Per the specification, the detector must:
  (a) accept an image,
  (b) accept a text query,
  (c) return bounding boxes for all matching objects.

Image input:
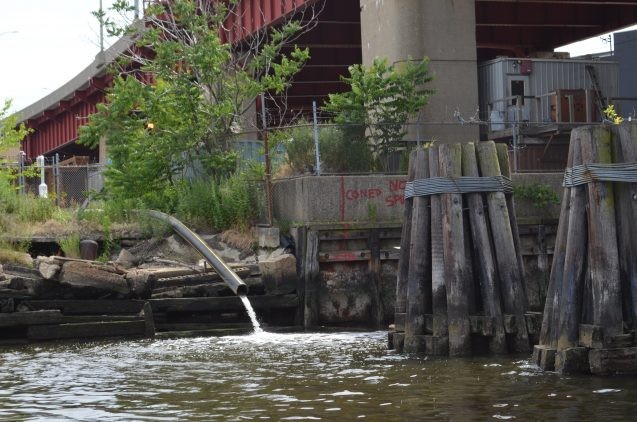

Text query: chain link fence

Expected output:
[12,155,105,208]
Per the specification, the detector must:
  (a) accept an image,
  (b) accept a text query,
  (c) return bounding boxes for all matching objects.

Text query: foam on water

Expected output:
[240,294,263,334]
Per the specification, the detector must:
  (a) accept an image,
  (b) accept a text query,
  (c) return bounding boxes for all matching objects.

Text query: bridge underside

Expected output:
[476,0,637,59]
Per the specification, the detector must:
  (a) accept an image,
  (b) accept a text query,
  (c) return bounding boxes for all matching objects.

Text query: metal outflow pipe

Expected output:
[144,210,248,296]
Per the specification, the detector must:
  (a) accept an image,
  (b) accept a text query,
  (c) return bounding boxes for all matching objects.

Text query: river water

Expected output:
[1,331,635,421]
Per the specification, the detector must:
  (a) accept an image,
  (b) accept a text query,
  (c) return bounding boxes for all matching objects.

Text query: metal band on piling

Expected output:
[563,162,637,187]
[404,175,514,199]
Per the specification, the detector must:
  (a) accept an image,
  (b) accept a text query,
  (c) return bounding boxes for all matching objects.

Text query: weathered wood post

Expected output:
[303,230,320,329]
[462,142,507,354]
[428,146,449,355]
[580,126,623,343]
[394,150,418,342]
[404,149,431,353]
[556,137,587,352]
[476,141,530,353]
[496,143,525,281]
[439,143,472,356]
[611,124,637,326]
[536,135,575,367]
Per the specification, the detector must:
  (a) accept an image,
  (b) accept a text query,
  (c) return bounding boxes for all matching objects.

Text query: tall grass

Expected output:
[175,173,258,232]
[59,234,81,259]
[0,176,56,232]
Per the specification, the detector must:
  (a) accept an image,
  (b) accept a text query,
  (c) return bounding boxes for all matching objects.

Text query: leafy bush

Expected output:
[514,183,560,208]
[271,121,316,173]
[323,57,433,157]
[319,125,373,173]
[272,122,374,174]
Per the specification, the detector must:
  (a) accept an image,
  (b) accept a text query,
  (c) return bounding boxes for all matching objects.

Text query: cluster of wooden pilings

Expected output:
[390,141,539,356]
[533,123,637,375]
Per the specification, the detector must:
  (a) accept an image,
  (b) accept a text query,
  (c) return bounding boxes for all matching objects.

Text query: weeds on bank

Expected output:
[58,234,81,259]
[0,241,33,267]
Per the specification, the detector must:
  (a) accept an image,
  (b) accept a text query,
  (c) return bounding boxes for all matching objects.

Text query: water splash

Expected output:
[240,295,263,334]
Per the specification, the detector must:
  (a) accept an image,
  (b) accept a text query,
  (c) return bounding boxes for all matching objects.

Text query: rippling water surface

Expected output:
[1,331,636,421]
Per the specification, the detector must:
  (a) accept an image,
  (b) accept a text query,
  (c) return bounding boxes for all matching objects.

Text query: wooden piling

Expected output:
[397,140,533,357]
[556,136,587,352]
[535,123,637,374]
[303,230,320,329]
[462,143,507,354]
[395,151,418,323]
[428,146,449,354]
[580,126,623,343]
[611,124,637,326]
[404,149,431,353]
[496,143,525,282]
[476,141,529,353]
[439,143,472,356]
[369,228,385,329]
[538,134,576,350]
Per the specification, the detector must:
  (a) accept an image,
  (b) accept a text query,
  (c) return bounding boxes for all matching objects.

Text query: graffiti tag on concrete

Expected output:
[344,179,407,208]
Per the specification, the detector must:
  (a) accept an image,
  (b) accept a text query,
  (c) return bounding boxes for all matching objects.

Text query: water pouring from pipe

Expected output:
[240,295,263,334]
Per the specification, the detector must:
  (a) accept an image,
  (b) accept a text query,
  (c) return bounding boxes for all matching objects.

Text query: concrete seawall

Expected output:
[273,173,563,224]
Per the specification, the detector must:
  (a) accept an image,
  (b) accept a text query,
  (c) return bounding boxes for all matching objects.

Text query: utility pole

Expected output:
[99,0,104,54]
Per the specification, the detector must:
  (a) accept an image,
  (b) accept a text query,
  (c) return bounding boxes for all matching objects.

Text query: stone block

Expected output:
[257,226,280,248]
[556,347,590,374]
[404,334,427,354]
[38,261,61,280]
[589,347,637,375]
[259,254,297,295]
[115,248,136,269]
[532,345,556,371]
[166,235,191,257]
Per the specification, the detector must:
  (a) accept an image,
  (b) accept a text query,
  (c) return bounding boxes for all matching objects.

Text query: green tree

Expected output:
[79,0,312,208]
[0,99,30,159]
[323,57,434,159]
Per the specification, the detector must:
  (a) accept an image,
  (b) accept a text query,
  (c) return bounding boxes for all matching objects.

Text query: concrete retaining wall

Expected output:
[273,173,563,224]
[273,175,408,224]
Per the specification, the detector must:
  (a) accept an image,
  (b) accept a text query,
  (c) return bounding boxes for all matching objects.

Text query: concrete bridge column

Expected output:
[360,0,479,142]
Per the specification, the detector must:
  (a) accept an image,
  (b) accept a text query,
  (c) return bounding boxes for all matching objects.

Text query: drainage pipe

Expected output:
[144,210,248,296]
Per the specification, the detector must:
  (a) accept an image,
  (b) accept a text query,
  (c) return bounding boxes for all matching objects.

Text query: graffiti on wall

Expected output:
[344,179,406,208]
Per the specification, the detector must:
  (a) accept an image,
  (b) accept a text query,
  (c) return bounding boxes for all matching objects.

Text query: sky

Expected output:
[0,0,127,113]
[0,2,636,114]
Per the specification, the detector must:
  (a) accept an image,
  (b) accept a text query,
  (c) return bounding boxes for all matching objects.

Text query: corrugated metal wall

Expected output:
[479,57,618,121]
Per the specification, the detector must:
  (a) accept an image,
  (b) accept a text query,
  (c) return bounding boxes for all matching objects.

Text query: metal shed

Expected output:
[478,57,618,136]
